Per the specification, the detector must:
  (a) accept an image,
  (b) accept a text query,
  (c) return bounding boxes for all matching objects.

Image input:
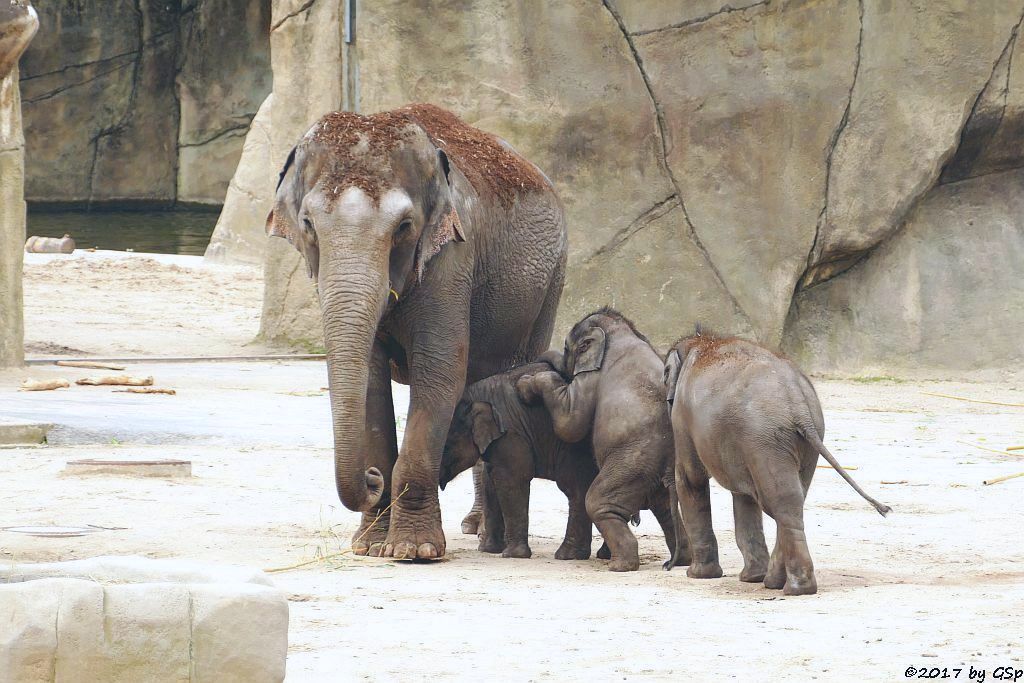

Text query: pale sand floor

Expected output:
[4,251,1022,681]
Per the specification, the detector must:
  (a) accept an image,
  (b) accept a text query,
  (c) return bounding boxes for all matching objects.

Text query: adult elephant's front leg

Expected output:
[353,341,400,556]
[382,329,468,560]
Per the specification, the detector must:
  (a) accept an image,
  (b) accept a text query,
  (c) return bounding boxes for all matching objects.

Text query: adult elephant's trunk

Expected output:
[320,261,388,513]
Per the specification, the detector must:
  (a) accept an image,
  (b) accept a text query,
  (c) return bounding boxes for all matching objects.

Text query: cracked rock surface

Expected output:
[19,0,270,206]
[250,0,1024,374]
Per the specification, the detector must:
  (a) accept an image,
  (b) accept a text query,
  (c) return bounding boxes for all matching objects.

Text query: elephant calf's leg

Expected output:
[762,482,816,596]
[675,473,722,579]
[555,480,593,560]
[478,467,506,554]
[732,493,770,582]
[649,486,691,569]
[764,535,786,589]
[461,462,486,535]
[586,478,640,572]
[494,473,532,559]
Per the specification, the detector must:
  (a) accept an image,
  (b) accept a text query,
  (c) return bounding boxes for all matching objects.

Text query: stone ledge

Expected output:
[0,420,51,445]
[0,557,288,682]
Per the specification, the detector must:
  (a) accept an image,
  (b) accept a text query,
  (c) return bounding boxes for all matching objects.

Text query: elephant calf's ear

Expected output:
[664,349,682,404]
[573,327,606,376]
[470,402,506,456]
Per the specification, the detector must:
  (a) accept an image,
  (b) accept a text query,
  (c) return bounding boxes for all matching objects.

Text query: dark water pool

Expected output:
[26,208,219,256]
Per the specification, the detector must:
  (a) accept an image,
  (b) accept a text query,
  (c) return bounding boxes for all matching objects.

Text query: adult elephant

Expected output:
[266,104,567,560]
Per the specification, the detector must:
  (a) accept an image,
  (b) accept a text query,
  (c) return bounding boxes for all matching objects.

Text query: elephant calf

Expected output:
[664,329,891,595]
[440,360,605,560]
[516,308,688,572]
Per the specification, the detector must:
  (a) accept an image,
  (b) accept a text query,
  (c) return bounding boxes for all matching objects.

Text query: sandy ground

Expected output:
[23,251,266,357]
[4,253,1024,681]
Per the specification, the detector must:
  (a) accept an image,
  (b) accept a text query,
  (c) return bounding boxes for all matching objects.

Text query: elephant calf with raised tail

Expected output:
[663,329,891,596]
[515,308,689,572]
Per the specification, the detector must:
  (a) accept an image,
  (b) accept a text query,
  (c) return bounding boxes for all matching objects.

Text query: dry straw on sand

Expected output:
[265,485,409,574]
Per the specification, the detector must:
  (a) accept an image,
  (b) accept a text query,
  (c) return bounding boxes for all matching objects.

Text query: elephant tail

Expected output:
[800,427,892,517]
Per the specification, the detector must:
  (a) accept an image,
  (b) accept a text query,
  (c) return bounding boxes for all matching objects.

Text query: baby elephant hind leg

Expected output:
[732,493,770,582]
[761,476,816,596]
[586,474,640,572]
[554,478,594,560]
[649,486,691,570]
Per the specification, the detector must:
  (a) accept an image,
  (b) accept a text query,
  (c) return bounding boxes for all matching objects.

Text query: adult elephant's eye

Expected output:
[302,217,314,233]
[394,218,413,241]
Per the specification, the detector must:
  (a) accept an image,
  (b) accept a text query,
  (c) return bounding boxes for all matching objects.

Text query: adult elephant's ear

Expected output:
[664,349,682,404]
[573,327,606,376]
[416,148,466,280]
[470,402,505,456]
[266,145,320,281]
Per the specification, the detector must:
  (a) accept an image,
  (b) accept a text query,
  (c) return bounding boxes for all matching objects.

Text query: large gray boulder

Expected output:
[256,0,1024,375]
[205,93,274,264]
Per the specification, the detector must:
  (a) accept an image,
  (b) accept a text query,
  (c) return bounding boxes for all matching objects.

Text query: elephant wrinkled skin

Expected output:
[440,359,614,561]
[664,331,891,595]
[267,104,566,560]
[516,309,687,572]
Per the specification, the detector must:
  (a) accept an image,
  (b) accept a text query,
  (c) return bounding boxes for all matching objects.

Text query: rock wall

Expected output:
[254,0,1024,375]
[0,0,37,368]
[205,94,273,264]
[18,0,271,206]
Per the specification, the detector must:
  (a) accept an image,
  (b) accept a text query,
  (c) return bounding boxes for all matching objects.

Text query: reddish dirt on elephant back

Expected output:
[307,103,549,205]
[676,332,785,370]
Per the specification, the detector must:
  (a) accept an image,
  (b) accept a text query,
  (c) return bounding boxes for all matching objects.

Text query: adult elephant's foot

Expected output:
[502,542,532,559]
[686,561,723,579]
[381,504,446,560]
[351,508,391,556]
[461,509,482,535]
[554,542,591,560]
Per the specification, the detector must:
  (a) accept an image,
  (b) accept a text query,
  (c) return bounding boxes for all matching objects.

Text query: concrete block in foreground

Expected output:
[0,556,288,682]
[0,420,51,444]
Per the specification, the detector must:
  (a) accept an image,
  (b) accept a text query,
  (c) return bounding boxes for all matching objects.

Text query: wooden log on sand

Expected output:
[112,388,176,395]
[76,375,154,387]
[19,378,70,391]
[55,360,126,371]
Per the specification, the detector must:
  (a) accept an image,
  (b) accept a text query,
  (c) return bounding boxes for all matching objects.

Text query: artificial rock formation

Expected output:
[18,0,271,206]
[0,556,288,682]
[0,0,37,367]
[253,0,1024,375]
[205,94,274,264]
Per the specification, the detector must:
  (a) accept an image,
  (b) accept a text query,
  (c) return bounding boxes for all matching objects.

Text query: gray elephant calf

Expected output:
[440,360,606,560]
[664,329,891,595]
[516,308,688,572]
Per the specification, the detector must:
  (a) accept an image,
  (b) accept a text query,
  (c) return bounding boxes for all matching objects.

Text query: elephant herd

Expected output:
[267,104,890,596]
